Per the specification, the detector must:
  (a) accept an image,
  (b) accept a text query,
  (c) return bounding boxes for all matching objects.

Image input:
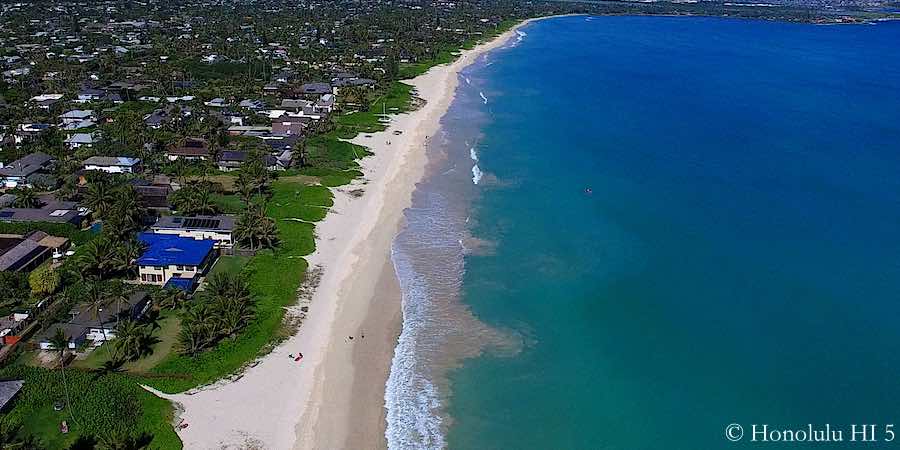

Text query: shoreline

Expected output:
[155,16,541,450]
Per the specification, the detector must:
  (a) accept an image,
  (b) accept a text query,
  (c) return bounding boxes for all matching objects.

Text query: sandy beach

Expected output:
[152,19,534,450]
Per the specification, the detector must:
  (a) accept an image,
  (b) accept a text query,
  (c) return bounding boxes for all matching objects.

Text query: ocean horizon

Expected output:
[386,15,900,449]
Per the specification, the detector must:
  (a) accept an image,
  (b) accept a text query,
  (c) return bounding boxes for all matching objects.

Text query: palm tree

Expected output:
[87,282,114,359]
[113,320,155,362]
[233,206,279,250]
[234,173,255,205]
[73,238,118,280]
[82,179,117,219]
[170,182,219,216]
[158,287,187,310]
[47,328,74,423]
[10,187,40,208]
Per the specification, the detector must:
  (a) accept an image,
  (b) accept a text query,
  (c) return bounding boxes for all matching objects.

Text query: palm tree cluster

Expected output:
[234,205,279,251]
[9,187,41,209]
[70,237,144,281]
[178,273,254,355]
[169,180,220,216]
[111,320,159,363]
[82,176,146,234]
[234,151,272,204]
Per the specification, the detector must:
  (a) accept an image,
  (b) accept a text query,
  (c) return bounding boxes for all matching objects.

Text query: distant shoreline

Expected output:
[295,16,547,450]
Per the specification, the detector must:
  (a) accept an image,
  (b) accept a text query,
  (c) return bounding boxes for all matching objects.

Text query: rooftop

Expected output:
[153,215,235,232]
[137,232,215,267]
[83,156,141,167]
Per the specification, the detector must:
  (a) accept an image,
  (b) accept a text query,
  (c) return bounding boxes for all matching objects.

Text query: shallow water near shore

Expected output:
[387,15,900,450]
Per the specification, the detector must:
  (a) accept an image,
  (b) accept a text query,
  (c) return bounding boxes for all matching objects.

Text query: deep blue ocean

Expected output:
[428,15,900,450]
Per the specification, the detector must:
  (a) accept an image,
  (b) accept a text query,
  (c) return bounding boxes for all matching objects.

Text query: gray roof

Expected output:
[280,99,312,109]
[300,82,331,94]
[0,238,47,271]
[65,133,96,144]
[153,215,235,232]
[0,380,24,411]
[0,201,84,225]
[83,156,141,167]
[0,153,52,178]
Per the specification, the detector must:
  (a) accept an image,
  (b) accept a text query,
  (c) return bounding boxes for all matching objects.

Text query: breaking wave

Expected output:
[472,165,483,185]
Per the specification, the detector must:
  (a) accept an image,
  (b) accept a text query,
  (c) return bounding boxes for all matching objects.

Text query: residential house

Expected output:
[30,94,64,110]
[272,118,306,136]
[0,153,54,189]
[0,231,69,272]
[82,156,141,174]
[227,125,272,136]
[130,178,173,210]
[315,94,335,114]
[144,109,167,129]
[14,123,52,147]
[280,98,314,113]
[37,291,151,349]
[204,98,227,108]
[75,88,105,103]
[299,82,333,96]
[0,201,88,226]
[166,138,211,161]
[151,215,235,249]
[331,72,376,91]
[36,323,86,350]
[59,109,95,126]
[64,132,97,149]
[136,233,216,291]
[239,99,266,110]
[0,380,23,413]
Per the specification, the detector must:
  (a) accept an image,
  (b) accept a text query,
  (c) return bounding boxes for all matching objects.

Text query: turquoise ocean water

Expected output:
[386,16,900,449]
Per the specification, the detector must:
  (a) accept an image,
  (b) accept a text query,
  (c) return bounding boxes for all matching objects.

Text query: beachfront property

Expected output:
[136,232,217,291]
[36,291,151,349]
[150,215,235,249]
[82,156,142,174]
[0,153,54,189]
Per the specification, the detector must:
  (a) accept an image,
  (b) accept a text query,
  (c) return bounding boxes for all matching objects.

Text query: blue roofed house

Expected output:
[137,233,216,291]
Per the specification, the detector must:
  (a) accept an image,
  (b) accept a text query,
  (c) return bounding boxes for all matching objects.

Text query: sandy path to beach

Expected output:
[151,20,532,450]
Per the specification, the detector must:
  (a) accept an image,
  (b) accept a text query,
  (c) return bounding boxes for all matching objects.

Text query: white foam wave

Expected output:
[472,164,483,185]
[464,76,471,85]
[479,92,488,104]
[469,147,478,162]
[385,248,447,450]
[515,30,527,43]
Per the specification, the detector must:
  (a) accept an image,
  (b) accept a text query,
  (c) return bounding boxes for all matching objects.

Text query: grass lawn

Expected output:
[209,255,250,278]
[143,181,332,393]
[211,193,244,214]
[69,311,181,374]
[0,365,181,449]
[127,312,181,374]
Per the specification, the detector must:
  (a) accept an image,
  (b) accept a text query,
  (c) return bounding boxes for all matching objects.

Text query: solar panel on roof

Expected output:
[182,218,220,229]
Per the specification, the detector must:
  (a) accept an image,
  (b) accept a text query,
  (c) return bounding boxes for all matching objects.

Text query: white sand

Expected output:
[150,19,535,450]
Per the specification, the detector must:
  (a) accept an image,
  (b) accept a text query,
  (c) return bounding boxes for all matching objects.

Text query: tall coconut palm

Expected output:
[47,328,75,424]
[87,282,114,359]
